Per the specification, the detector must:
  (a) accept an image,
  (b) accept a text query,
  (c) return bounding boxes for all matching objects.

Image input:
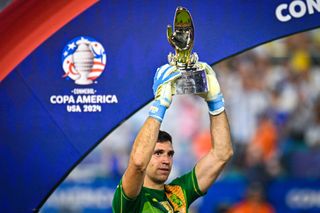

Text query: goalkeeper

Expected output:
[112,62,233,213]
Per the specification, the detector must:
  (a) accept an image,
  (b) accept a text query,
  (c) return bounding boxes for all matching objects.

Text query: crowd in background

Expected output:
[53,29,320,212]
[219,29,320,183]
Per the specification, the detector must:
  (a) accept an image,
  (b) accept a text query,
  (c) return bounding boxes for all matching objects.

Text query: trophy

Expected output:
[167,7,208,95]
[73,41,94,85]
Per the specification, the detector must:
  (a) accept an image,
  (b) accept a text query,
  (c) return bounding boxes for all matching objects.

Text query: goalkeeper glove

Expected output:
[149,64,181,122]
[198,62,225,115]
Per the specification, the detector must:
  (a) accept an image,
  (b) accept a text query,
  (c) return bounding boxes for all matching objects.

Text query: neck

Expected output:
[143,177,165,190]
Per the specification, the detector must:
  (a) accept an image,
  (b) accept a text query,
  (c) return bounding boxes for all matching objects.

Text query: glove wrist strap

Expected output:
[149,100,167,122]
[207,93,225,115]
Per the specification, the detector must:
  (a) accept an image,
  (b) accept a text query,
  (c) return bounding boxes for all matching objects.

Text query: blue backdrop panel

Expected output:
[1,0,320,212]
[268,179,320,213]
[0,71,80,212]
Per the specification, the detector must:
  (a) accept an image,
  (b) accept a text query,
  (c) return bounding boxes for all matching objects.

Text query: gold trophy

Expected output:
[167,6,208,94]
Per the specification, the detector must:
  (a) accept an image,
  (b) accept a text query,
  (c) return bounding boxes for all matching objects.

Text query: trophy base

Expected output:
[176,69,208,95]
[75,77,93,85]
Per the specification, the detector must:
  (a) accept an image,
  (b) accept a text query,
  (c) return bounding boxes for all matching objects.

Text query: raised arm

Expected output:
[195,63,233,193]
[122,117,160,198]
[122,64,181,198]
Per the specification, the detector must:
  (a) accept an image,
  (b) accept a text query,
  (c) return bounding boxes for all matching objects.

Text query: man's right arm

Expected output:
[122,117,160,198]
[119,64,181,199]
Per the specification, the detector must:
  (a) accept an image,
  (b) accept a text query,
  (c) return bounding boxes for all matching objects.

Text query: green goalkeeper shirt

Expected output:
[112,167,204,213]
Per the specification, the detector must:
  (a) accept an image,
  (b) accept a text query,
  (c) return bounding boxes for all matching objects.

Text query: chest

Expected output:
[140,186,187,213]
[141,194,175,213]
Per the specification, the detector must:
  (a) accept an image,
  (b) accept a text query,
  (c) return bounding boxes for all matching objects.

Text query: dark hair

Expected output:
[157,130,172,144]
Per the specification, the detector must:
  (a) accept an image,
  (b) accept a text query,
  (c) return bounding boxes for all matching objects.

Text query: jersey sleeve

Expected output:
[112,179,141,213]
[170,167,206,207]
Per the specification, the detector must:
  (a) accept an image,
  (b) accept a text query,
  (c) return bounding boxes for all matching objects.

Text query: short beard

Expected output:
[150,174,168,185]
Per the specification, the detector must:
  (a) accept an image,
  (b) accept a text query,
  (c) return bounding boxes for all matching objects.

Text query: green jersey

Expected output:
[112,167,204,213]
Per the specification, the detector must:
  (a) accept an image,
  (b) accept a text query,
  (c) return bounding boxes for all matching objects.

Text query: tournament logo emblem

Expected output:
[62,36,106,85]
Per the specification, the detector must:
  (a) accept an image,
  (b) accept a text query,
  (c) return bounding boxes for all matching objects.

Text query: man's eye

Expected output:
[155,152,161,156]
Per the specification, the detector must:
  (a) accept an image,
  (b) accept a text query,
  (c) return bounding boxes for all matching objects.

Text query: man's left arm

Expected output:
[195,111,233,193]
[195,63,234,193]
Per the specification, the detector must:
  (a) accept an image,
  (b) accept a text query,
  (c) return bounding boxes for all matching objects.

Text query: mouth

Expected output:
[158,168,170,173]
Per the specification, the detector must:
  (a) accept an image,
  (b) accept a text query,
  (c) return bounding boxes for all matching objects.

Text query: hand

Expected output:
[149,64,181,122]
[167,25,192,51]
[198,62,225,115]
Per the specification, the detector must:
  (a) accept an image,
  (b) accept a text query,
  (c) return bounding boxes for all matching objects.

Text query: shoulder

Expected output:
[112,180,143,212]
[169,170,192,185]
[173,168,205,196]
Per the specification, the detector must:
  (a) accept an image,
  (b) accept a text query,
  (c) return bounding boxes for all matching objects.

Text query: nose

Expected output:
[161,155,171,165]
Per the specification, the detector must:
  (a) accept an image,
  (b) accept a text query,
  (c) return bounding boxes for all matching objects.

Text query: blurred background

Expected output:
[40,28,320,213]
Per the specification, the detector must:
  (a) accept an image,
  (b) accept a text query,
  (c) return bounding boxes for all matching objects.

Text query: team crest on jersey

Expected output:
[62,36,107,85]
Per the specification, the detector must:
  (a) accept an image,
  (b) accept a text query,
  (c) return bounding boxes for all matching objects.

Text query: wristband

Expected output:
[148,100,167,122]
[207,93,225,115]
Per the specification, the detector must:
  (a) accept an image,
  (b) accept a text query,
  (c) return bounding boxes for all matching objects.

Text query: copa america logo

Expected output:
[62,36,107,85]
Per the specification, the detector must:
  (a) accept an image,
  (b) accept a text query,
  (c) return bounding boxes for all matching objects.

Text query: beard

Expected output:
[148,168,171,184]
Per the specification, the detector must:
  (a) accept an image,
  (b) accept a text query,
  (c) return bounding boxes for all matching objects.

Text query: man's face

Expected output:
[145,141,174,184]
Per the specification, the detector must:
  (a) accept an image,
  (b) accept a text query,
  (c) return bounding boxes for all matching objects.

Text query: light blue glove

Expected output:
[198,62,225,115]
[149,64,181,122]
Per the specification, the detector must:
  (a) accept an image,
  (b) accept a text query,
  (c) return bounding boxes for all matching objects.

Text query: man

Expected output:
[112,62,233,212]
